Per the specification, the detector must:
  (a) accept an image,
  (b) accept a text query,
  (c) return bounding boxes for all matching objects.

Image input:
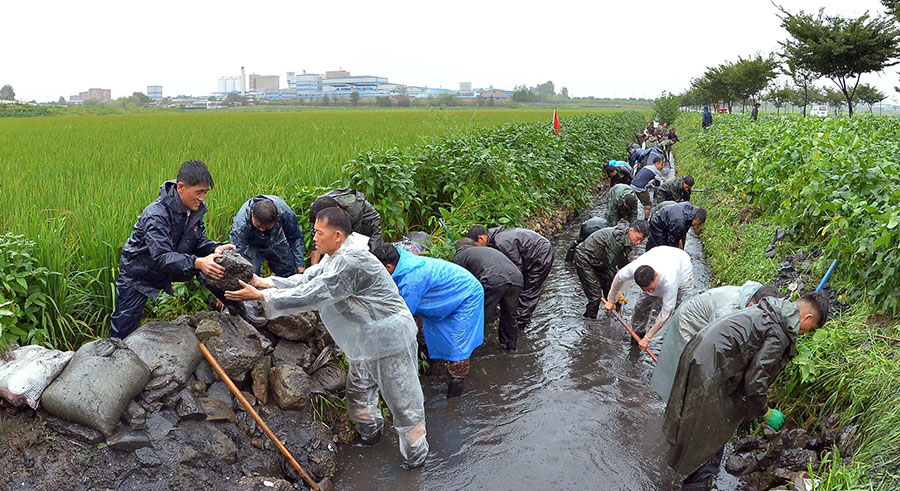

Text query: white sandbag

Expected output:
[0,345,74,409]
[41,339,150,437]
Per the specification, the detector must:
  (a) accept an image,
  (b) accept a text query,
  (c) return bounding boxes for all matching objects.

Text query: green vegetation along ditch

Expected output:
[0,110,643,351]
[676,111,900,489]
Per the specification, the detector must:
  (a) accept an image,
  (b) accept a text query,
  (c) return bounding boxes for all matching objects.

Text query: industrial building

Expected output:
[147,85,163,101]
[69,88,111,103]
[248,74,279,92]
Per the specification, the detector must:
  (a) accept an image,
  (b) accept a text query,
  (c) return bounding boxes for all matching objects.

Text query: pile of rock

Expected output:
[725,414,858,491]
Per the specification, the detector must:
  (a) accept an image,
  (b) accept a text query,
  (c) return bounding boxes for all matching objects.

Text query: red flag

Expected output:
[552,108,561,135]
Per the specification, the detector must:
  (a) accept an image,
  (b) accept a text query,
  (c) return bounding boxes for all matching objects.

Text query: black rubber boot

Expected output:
[356,429,382,447]
[447,378,465,398]
[583,301,600,319]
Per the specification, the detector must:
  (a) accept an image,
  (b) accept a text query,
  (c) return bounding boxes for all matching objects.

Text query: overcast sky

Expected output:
[4,0,898,103]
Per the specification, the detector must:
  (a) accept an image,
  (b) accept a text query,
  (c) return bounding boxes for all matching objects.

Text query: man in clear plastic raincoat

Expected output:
[373,244,485,398]
[225,207,427,469]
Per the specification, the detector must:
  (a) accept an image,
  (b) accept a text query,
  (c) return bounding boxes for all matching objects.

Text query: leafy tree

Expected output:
[0,85,14,100]
[779,6,900,117]
[764,83,794,114]
[784,59,818,116]
[58,96,65,104]
[321,94,330,105]
[883,0,900,21]
[350,91,360,106]
[512,85,537,102]
[395,95,411,107]
[653,91,681,125]
[488,95,495,107]
[855,83,887,112]
[534,80,555,97]
[375,96,392,107]
[731,53,779,111]
[823,86,847,114]
[131,92,151,104]
[561,87,569,98]
[223,93,247,106]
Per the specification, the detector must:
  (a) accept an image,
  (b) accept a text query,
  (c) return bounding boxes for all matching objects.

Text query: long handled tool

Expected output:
[199,343,327,491]
[815,259,838,292]
[604,296,658,363]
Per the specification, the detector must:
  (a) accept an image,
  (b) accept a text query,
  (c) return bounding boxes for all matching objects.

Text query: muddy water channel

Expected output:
[336,159,742,490]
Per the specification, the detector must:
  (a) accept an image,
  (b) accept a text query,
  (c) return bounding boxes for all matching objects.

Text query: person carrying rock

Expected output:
[655,175,694,205]
[110,160,236,339]
[373,245,484,397]
[647,201,706,250]
[224,207,428,469]
[466,225,554,331]
[649,282,780,401]
[631,157,666,219]
[664,292,830,491]
[606,183,639,226]
[308,187,383,265]
[602,246,693,350]
[606,160,633,187]
[575,220,650,319]
[230,195,306,277]
[564,216,608,263]
[454,238,523,351]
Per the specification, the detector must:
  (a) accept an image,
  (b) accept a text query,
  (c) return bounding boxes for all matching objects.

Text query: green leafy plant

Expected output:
[0,234,52,351]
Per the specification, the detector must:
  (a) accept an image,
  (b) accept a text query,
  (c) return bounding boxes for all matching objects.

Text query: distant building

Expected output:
[148,85,163,101]
[249,74,279,92]
[479,89,511,99]
[287,71,323,97]
[69,88,111,103]
[325,70,350,79]
[459,82,473,96]
[217,76,245,94]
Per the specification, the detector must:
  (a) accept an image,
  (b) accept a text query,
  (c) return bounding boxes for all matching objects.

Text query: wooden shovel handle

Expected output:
[199,343,320,491]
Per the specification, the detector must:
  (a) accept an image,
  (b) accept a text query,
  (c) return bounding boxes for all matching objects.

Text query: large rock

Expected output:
[204,250,254,293]
[191,312,270,379]
[725,452,758,475]
[776,448,819,472]
[269,365,312,410]
[265,312,321,342]
[178,420,238,467]
[272,341,314,371]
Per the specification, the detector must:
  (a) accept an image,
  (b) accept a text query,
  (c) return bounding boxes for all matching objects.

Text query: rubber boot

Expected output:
[447,378,465,398]
[564,242,577,263]
[355,429,382,447]
[583,301,600,319]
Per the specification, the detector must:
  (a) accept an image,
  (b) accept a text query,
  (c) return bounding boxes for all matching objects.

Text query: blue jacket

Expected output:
[608,160,633,173]
[118,181,220,297]
[230,195,305,266]
[391,247,484,362]
[629,148,648,167]
[631,165,663,193]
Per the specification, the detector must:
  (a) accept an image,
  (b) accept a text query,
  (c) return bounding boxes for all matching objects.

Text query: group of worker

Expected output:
[110,140,830,483]
[109,160,557,469]
[567,142,830,490]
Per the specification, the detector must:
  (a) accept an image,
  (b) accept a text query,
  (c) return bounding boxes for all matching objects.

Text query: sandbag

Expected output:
[41,339,150,437]
[310,364,347,395]
[124,321,202,384]
[0,345,74,409]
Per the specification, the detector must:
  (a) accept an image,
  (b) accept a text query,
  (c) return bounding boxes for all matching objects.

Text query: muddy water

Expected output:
[334,157,740,491]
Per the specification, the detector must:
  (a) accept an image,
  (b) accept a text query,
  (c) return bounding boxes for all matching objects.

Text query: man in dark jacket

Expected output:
[466,225,554,331]
[664,293,830,490]
[454,238,524,350]
[606,160,633,187]
[575,220,649,318]
[655,175,694,205]
[606,183,639,226]
[751,102,760,121]
[230,195,305,277]
[627,146,649,169]
[565,217,608,263]
[110,160,233,339]
[309,188,383,264]
[648,201,706,250]
[702,106,713,129]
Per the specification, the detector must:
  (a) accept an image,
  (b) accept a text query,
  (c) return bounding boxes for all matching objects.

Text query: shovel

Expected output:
[604,296,658,362]
[199,343,335,491]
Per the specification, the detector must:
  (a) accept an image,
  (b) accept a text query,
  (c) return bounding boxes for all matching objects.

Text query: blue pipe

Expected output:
[815,259,838,292]
[438,218,453,240]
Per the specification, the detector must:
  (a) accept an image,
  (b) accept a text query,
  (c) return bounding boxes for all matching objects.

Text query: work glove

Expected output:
[763,408,785,431]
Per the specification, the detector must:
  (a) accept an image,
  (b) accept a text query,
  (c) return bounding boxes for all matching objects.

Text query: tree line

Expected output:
[680,1,900,117]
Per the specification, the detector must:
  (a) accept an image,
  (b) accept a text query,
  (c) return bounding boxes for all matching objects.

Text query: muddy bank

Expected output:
[0,312,343,491]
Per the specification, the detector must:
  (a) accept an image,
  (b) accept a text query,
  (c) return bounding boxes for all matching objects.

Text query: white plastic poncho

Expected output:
[650,281,762,401]
[260,233,417,362]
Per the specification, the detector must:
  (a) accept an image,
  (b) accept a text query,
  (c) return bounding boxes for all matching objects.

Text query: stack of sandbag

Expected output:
[0,344,74,409]
[41,338,150,437]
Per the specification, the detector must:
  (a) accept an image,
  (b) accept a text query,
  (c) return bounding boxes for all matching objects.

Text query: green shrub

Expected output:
[0,234,52,351]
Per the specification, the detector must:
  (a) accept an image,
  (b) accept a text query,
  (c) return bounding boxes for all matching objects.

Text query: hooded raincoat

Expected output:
[650,281,763,401]
[486,227,554,329]
[230,195,305,276]
[391,247,484,362]
[663,297,801,479]
[565,217,608,263]
[606,184,638,225]
[311,188,383,250]
[575,224,634,306]
[649,201,701,249]
[702,106,713,128]
[259,233,427,467]
[607,160,634,186]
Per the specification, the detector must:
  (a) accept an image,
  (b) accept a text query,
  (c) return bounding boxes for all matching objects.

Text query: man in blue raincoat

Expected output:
[374,245,485,398]
[230,195,305,277]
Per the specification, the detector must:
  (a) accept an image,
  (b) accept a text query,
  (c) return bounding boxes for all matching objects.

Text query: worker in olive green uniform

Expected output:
[606,183,639,226]
[655,175,695,205]
[575,220,650,319]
